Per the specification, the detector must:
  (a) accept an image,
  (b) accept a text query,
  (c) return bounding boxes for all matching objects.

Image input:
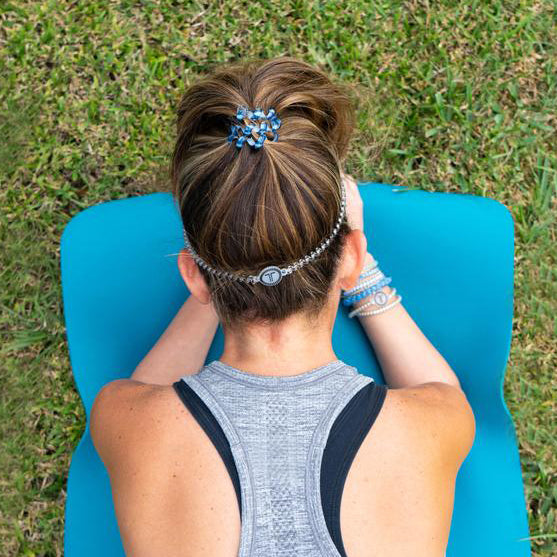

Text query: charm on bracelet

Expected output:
[348,287,398,318]
[373,290,388,306]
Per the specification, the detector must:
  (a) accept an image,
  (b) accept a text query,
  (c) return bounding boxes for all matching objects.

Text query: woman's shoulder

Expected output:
[380,382,476,468]
[90,379,190,472]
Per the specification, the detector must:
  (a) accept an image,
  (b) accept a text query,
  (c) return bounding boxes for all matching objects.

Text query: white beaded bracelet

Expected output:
[357,294,403,317]
[360,260,379,274]
[358,268,383,282]
[348,287,397,318]
[343,257,402,318]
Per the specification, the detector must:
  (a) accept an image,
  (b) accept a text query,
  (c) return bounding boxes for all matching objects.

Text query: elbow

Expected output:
[461,390,476,454]
[444,382,477,457]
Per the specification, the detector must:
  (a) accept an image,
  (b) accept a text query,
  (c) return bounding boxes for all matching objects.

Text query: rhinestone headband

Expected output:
[227,105,281,149]
[183,186,347,287]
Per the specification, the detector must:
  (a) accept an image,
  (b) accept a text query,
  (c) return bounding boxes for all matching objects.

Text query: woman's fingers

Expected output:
[341,171,364,232]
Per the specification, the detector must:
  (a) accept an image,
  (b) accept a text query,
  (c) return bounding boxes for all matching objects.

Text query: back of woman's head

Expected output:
[170,56,356,330]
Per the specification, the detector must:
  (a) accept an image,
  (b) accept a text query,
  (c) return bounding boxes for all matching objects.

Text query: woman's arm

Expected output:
[353,251,462,389]
[341,172,463,390]
[129,295,219,385]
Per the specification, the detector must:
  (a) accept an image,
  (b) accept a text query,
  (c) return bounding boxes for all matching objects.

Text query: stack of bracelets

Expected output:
[341,258,403,318]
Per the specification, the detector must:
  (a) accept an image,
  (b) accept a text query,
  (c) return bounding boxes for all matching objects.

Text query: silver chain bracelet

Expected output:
[342,271,386,297]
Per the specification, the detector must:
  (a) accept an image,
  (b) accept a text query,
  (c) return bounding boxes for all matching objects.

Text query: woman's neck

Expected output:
[219,314,337,377]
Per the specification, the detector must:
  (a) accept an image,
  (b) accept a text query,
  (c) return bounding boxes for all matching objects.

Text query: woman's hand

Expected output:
[341,171,364,232]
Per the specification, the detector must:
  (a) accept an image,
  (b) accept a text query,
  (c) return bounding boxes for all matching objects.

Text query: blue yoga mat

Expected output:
[60,182,531,556]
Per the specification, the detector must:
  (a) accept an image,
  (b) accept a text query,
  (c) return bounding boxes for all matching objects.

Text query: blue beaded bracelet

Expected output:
[342,276,392,306]
[343,277,392,306]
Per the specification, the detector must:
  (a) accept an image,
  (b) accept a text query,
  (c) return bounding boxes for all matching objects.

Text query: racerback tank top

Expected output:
[172,358,388,556]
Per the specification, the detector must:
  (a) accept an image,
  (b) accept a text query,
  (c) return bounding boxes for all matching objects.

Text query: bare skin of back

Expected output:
[93,377,470,557]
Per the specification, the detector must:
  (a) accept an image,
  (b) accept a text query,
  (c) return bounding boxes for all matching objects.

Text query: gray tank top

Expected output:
[174,358,387,556]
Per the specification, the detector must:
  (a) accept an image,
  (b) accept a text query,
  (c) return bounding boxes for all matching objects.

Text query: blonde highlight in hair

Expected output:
[170,56,356,329]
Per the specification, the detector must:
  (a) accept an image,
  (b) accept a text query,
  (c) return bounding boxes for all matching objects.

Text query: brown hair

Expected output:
[170,56,356,330]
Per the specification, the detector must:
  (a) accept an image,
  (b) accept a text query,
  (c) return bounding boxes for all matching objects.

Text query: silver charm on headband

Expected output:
[258,266,283,286]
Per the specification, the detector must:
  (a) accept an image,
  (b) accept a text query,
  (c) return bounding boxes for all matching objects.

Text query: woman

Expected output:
[91,56,475,557]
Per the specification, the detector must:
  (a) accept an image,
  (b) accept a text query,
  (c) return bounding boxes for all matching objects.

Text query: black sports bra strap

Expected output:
[321,381,388,557]
[172,379,243,516]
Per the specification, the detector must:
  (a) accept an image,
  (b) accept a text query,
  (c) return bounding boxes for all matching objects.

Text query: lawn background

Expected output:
[0,1,555,555]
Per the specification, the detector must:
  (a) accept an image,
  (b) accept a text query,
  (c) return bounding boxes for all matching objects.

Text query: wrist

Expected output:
[342,252,382,306]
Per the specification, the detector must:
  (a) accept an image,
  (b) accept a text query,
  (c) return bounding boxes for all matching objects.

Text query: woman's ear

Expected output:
[337,229,368,291]
[177,249,212,305]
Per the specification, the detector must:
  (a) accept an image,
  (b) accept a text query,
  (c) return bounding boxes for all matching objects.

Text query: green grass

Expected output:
[1,0,555,555]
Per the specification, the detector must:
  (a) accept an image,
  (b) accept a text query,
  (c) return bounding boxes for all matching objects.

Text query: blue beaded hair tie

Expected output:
[227,105,281,150]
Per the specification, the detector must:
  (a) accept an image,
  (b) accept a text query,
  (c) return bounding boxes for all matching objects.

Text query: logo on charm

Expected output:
[259,266,282,286]
[373,291,388,306]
